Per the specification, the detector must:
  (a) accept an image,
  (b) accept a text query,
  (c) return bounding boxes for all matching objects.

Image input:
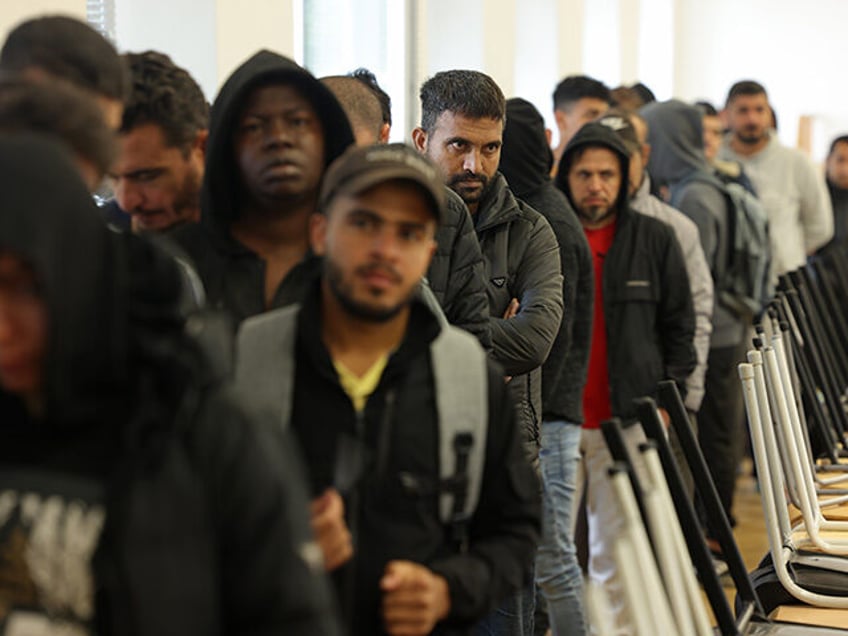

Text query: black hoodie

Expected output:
[174,50,355,324]
[500,97,593,425]
[555,123,696,421]
[0,133,339,635]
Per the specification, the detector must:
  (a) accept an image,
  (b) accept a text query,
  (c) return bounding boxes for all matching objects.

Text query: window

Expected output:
[299,0,412,142]
[86,0,116,43]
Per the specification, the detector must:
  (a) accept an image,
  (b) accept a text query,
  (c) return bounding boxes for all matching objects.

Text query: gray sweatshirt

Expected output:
[632,175,714,412]
[719,130,833,275]
[641,99,746,349]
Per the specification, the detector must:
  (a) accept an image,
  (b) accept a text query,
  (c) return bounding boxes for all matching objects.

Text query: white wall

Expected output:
[2,0,847,162]
[673,0,848,162]
[0,0,86,46]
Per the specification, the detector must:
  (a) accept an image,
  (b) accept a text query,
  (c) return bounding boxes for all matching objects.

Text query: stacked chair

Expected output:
[736,246,848,625]
[587,242,848,633]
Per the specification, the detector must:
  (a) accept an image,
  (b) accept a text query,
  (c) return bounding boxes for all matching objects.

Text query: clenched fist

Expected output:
[380,560,451,635]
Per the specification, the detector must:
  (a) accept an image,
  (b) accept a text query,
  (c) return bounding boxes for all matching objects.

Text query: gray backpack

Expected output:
[235,303,488,527]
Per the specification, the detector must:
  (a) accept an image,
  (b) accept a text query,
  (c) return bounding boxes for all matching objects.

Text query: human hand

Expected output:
[503,298,520,319]
[380,560,451,635]
[310,488,352,571]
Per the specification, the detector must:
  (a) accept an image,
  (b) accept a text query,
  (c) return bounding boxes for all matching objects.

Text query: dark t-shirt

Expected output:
[0,468,105,635]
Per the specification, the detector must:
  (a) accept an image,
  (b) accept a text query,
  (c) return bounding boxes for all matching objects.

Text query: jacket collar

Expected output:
[474,172,523,232]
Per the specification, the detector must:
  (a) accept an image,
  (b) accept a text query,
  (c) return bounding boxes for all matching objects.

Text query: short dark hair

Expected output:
[321,75,383,141]
[0,15,128,101]
[552,75,610,112]
[419,70,505,133]
[0,77,116,178]
[350,68,391,127]
[829,135,848,156]
[121,51,209,151]
[695,100,719,117]
[725,80,767,107]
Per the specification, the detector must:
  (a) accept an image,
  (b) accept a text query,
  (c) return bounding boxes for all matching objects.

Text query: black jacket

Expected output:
[173,50,354,324]
[473,172,563,449]
[557,123,696,421]
[429,188,492,350]
[500,97,593,425]
[290,282,540,636]
[0,134,339,636]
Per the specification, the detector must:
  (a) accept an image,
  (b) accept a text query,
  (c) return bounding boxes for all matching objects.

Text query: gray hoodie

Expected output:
[641,99,745,348]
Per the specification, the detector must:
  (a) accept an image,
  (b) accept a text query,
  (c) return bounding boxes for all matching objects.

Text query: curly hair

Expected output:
[121,51,209,153]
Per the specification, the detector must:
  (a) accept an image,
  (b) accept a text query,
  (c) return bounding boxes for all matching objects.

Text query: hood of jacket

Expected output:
[554,121,631,219]
[0,134,188,430]
[499,98,553,199]
[640,99,711,186]
[201,50,355,234]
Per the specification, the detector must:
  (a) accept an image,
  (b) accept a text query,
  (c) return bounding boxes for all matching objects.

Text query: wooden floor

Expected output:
[712,461,848,630]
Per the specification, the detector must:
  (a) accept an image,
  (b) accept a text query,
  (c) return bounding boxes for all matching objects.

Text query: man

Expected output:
[694,100,755,193]
[0,77,116,191]
[0,15,128,129]
[499,97,593,635]
[108,51,209,233]
[825,135,848,247]
[173,49,355,324]
[321,74,384,146]
[641,99,749,541]
[350,67,392,143]
[551,75,611,174]
[235,143,540,635]
[600,109,713,423]
[719,80,832,275]
[554,122,695,632]
[0,132,339,635]
[414,70,563,635]
[323,71,491,350]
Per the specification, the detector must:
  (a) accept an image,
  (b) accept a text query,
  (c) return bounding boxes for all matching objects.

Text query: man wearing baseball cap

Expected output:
[235,143,540,636]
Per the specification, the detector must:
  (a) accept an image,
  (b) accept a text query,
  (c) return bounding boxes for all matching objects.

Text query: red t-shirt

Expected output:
[582,221,617,429]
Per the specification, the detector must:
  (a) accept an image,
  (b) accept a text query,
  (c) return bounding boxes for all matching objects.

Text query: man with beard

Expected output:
[413,70,562,636]
[235,143,540,636]
[555,122,695,634]
[322,72,492,350]
[718,80,832,275]
[107,51,209,233]
[173,50,355,324]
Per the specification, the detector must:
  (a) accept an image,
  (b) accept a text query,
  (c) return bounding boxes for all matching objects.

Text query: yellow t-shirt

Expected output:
[333,354,389,412]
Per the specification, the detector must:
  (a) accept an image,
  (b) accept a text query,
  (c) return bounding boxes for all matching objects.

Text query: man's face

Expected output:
[567,146,622,228]
[412,111,503,212]
[234,83,325,207]
[311,180,437,322]
[556,97,609,147]
[112,123,204,233]
[0,253,47,397]
[702,114,723,161]
[726,93,771,145]
[827,141,848,189]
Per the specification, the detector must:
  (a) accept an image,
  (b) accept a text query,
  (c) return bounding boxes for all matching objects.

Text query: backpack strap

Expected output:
[234,304,300,429]
[236,304,489,529]
[431,326,488,525]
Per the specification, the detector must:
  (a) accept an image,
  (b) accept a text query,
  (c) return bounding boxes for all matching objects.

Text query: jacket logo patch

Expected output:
[626,280,650,288]
[491,277,506,288]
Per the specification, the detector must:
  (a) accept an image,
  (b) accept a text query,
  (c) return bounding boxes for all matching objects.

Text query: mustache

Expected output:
[448,172,488,187]
[356,263,402,283]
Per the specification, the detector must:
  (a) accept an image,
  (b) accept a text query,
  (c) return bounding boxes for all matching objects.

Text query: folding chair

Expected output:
[649,381,848,633]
